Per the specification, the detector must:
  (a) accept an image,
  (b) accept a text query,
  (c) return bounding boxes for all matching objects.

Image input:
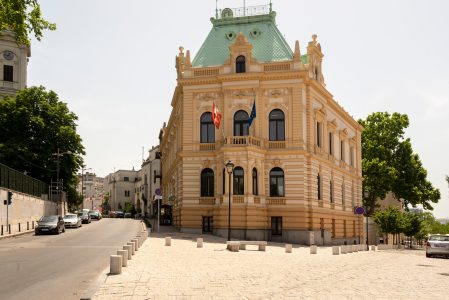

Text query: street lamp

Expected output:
[52,148,72,214]
[80,166,92,209]
[364,190,369,250]
[225,160,235,241]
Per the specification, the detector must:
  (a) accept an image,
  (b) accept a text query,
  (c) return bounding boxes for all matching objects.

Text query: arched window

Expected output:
[200,112,215,143]
[233,167,244,195]
[269,109,285,141]
[201,168,214,197]
[317,174,321,200]
[270,168,284,197]
[234,110,249,136]
[236,55,246,73]
[252,168,258,195]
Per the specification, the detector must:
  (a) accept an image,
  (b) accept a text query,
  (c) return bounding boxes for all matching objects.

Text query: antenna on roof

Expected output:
[269,0,272,12]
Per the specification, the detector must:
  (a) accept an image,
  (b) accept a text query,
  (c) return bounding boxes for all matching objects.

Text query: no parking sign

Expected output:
[354,206,365,215]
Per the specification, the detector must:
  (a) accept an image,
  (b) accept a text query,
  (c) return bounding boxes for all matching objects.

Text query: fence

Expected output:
[0,163,48,198]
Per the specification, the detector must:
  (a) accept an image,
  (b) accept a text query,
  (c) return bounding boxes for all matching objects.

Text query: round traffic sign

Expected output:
[354,206,365,215]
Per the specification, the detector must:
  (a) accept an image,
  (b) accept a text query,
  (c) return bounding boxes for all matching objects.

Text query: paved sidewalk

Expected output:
[93,231,449,300]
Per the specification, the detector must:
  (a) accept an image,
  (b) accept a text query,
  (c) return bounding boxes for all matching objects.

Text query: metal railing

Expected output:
[0,163,48,198]
[217,4,271,19]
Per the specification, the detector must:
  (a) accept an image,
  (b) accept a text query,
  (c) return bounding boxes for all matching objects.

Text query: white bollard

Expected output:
[123,245,132,259]
[332,246,340,255]
[197,238,203,248]
[110,255,122,275]
[310,245,317,254]
[347,245,353,253]
[165,237,171,246]
[285,244,292,253]
[127,241,136,255]
[117,250,128,267]
[133,238,140,249]
[371,245,376,251]
[341,245,347,254]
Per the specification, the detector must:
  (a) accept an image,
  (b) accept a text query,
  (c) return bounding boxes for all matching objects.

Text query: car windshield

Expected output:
[39,216,58,222]
[429,235,449,242]
[78,212,88,216]
[64,215,77,219]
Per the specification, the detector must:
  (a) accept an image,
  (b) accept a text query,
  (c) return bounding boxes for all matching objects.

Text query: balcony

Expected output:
[267,197,286,205]
[233,196,245,204]
[199,197,215,205]
[224,136,262,148]
[200,143,216,151]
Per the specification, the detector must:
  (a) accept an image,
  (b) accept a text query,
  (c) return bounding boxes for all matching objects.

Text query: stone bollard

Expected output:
[285,244,292,253]
[127,241,136,255]
[310,245,317,254]
[123,245,132,260]
[371,245,376,251]
[353,245,358,252]
[110,255,122,275]
[133,238,140,250]
[341,245,347,254]
[148,228,151,235]
[332,246,340,255]
[347,245,353,253]
[117,250,128,267]
[364,245,369,251]
[165,237,171,246]
[197,238,203,248]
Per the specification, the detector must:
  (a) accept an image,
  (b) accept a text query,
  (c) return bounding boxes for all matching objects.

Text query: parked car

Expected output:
[124,212,133,218]
[78,211,91,224]
[63,213,82,228]
[115,211,125,218]
[426,234,449,258]
[88,210,102,220]
[35,215,65,235]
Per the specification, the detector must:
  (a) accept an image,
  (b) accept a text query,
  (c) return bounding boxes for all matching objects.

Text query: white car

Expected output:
[426,234,449,258]
[63,213,82,228]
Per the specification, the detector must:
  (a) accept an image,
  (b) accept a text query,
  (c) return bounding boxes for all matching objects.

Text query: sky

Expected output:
[28,0,449,218]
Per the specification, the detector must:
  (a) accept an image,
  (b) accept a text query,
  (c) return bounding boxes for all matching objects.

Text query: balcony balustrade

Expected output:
[267,197,286,205]
[199,197,215,205]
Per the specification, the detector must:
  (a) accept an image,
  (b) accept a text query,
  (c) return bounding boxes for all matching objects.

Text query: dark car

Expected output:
[78,211,91,224]
[88,210,102,220]
[35,215,65,235]
[115,211,125,218]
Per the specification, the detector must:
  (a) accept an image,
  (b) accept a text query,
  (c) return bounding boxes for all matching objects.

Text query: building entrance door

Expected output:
[202,216,213,233]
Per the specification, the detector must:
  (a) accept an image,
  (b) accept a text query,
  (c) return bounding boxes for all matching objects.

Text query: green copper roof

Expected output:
[192,12,294,68]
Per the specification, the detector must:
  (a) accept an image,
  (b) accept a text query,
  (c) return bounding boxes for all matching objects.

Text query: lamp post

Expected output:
[80,166,92,209]
[225,160,235,241]
[364,191,369,250]
[52,148,72,214]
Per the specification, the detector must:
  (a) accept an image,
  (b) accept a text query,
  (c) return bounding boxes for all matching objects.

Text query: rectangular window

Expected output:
[316,122,322,147]
[350,147,354,166]
[353,220,356,237]
[330,181,333,203]
[271,217,282,236]
[343,220,347,237]
[351,183,355,207]
[124,177,129,182]
[3,65,13,82]
[320,218,325,238]
[340,140,345,161]
[329,133,333,155]
[317,174,321,200]
[332,219,336,238]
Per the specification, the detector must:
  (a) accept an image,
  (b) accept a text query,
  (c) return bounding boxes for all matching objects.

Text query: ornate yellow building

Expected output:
[161,4,363,245]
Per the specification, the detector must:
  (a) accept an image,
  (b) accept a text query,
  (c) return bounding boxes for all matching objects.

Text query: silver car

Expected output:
[426,234,449,258]
[63,213,82,228]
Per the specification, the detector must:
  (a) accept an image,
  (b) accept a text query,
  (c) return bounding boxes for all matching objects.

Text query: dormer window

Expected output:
[236,55,246,73]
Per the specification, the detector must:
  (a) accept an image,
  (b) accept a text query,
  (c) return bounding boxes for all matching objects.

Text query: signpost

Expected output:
[354,206,368,250]
[3,191,13,234]
[155,188,162,233]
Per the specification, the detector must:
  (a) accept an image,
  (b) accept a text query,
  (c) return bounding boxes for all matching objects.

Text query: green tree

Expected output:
[359,112,440,214]
[0,86,85,206]
[373,206,404,244]
[0,0,56,46]
[402,212,422,248]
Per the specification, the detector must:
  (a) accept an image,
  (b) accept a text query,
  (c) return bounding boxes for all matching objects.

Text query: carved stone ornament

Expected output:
[263,88,289,97]
[273,159,281,167]
[195,93,220,101]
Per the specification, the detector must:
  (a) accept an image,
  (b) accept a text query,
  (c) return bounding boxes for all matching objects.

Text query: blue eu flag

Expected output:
[248,100,256,127]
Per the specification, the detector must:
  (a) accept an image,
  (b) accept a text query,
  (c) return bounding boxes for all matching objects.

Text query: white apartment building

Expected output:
[104,169,139,211]
[76,172,105,210]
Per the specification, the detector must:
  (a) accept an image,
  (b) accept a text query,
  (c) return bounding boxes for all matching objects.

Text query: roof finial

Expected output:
[270,0,273,12]
[185,50,192,68]
[216,0,218,19]
[294,40,301,61]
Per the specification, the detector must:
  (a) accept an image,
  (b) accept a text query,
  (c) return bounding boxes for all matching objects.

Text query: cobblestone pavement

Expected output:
[93,231,449,300]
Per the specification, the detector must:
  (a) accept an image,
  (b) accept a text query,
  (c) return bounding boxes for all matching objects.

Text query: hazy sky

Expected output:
[28,0,449,218]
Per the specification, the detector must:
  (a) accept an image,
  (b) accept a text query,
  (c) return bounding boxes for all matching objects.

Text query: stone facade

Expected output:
[104,170,139,211]
[160,7,363,245]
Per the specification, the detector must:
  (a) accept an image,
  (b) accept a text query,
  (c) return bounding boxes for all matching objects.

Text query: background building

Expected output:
[104,169,138,211]
[160,4,363,245]
[0,31,30,97]
[76,172,104,211]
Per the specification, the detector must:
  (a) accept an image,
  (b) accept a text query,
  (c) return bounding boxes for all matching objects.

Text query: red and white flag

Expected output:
[212,102,222,129]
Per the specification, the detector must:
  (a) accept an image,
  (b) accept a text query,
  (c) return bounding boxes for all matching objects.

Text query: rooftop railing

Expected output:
[216,4,271,19]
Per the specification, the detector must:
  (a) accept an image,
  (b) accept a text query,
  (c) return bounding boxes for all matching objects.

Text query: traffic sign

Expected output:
[354,206,365,215]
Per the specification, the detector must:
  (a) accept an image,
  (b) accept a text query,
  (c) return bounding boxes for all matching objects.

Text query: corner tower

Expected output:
[0,31,30,97]
[161,3,363,246]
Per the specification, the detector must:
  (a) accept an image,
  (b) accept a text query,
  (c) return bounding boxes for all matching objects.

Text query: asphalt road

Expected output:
[0,218,144,300]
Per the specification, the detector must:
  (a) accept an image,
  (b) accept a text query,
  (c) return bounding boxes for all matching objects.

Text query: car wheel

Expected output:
[426,253,432,258]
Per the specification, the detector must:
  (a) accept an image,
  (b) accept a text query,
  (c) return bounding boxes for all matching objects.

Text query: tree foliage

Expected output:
[0,86,85,206]
[0,0,56,46]
[373,206,404,236]
[359,112,440,214]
